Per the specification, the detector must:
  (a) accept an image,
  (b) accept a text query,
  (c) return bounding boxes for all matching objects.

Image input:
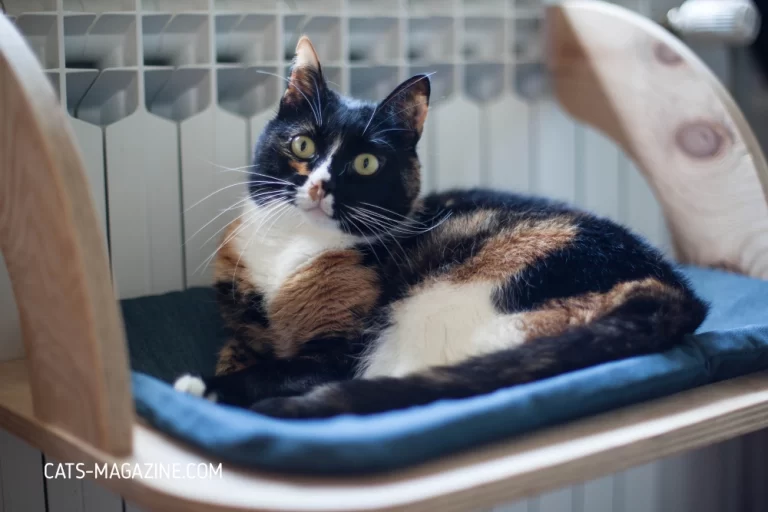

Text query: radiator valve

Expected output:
[665,0,761,46]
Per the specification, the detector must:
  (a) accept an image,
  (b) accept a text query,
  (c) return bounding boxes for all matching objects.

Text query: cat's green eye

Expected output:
[291,135,316,159]
[353,153,379,176]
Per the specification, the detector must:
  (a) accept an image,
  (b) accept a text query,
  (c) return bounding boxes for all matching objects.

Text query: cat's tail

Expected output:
[251,284,708,419]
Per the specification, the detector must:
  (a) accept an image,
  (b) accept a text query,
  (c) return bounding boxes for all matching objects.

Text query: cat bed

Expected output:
[127,265,768,475]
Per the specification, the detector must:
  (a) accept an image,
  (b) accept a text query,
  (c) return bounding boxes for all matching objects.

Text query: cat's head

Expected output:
[250,36,430,235]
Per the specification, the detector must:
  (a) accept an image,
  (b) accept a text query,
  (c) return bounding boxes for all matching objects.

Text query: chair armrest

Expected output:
[0,14,132,455]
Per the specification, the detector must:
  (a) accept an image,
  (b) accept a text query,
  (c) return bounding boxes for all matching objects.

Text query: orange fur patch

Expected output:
[289,160,311,176]
[282,66,320,107]
[268,250,379,358]
[450,216,577,283]
[216,338,261,375]
[214,217,257,296]
[402,157,421,202]
[517,278,682,341]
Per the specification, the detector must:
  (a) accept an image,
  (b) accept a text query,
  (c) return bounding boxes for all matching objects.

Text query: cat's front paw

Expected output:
[173,374,218,402]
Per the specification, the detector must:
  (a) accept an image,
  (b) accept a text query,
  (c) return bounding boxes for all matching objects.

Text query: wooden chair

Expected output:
[1,2,767,510]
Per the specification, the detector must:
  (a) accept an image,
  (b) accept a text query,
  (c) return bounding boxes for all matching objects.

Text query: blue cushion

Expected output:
[129,266,768,474]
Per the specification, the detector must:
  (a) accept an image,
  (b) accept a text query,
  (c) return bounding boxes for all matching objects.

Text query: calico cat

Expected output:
[173,36,708,419]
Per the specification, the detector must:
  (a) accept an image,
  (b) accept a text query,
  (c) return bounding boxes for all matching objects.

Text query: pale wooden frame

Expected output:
[1,2,768,511]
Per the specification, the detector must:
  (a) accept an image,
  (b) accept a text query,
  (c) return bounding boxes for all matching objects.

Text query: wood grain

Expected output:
[0,14,133,455]
[1,359,768,512]
[548,1,768,278]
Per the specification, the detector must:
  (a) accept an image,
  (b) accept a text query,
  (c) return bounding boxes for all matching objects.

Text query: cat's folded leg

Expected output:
[174,337,358,407]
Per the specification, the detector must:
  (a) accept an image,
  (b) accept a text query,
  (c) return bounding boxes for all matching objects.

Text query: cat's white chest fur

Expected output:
[360,281,528,378]
[232,200,357,301]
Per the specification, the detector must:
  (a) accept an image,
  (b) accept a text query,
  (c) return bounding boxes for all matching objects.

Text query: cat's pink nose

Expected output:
[308,183,325,201]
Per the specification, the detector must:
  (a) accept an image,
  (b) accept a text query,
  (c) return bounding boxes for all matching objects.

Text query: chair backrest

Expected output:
[0,14,132,456]
[548,1,768,279]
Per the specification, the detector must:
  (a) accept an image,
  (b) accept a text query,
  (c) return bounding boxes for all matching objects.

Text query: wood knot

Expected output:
[675,121,727,159]
[654,43,683,66]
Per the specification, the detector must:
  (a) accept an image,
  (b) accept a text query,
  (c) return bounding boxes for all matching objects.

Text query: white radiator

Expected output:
[0,0,761,511]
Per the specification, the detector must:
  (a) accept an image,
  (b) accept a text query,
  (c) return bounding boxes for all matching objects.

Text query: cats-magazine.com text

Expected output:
[44,462,222,480]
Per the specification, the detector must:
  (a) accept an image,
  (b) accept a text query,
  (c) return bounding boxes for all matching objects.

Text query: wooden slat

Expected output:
[548,1,768,278]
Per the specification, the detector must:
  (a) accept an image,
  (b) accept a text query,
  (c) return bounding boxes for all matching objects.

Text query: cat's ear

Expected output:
[280,36,325,112]
[378,74,431,137]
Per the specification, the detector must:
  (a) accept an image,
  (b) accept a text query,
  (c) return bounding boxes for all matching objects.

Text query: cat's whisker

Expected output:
[359,203,454,232]
[260,202,294,242]
[195,195,290,275]
[189,188,289,246]
[205,160,257,173]
[184,195,252,246]
[311,75,323,126]
[251,199,293,239]
[231,201,296,297]
[184,180,288,212]
[204,163,295,186]
[353,212,425,235]
[199,195,288,249]
[358,202,430,225]
[346,210,408,268]
[341,212,384,267]
[193,210,258,276]
[232,169,295,186]
[350,206,429,235]
[349,210,413,267]
[369,138,395,151]
[353,205,454,239]
[369,128,412,138]
[185,181,255,212]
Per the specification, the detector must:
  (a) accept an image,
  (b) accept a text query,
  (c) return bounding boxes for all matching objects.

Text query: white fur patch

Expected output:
[173,374,217,402]
[234,199,359,302]
[359,281,529,378]
[295,139,340,218]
